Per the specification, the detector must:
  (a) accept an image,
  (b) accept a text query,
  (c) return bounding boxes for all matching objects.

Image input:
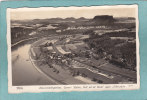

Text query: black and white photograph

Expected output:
[7,5,139,93]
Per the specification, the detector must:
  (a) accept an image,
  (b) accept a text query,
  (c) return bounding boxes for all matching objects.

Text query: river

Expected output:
[12,41,55,86]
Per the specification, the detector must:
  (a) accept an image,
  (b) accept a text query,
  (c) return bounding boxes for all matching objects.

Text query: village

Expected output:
[29,33,136,84]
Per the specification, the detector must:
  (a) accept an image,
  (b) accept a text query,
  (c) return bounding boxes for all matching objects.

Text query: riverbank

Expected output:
[12,43,56,86]
[29,37,86,85]
[11,37,38,47]
[29,50,60,85]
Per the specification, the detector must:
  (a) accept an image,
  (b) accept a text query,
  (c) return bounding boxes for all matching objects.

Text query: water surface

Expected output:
[12,43,54,86]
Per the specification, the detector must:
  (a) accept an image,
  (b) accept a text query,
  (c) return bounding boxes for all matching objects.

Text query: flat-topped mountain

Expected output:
[92,15,115,25]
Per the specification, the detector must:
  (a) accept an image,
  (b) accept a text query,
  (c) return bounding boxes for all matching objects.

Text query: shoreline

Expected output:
[11,37,38,47]
[29,40,62,85]
[29,38,87,85]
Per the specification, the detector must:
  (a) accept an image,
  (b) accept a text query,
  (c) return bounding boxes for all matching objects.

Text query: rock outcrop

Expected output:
[92,15,115,25]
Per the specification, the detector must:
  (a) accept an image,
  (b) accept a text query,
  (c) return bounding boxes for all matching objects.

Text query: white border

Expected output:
[7,5,140,93]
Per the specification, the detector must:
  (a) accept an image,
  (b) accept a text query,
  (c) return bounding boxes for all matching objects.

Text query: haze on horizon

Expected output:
[9,6,137,20]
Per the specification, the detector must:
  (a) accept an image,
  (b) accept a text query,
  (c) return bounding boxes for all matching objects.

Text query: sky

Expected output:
[9,5,137,20]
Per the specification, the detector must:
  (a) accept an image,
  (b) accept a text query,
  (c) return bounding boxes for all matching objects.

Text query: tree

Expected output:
[92,78,97,82]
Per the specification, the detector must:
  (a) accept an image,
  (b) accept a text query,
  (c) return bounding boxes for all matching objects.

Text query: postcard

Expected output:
[7,5,140,93]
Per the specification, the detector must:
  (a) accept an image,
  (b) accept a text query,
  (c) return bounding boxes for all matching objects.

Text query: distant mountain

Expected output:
[78,17,86,20]
[65,17,75,20]
[11,15,118,26]
[114,17,135,23]
[92,15,115,25]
